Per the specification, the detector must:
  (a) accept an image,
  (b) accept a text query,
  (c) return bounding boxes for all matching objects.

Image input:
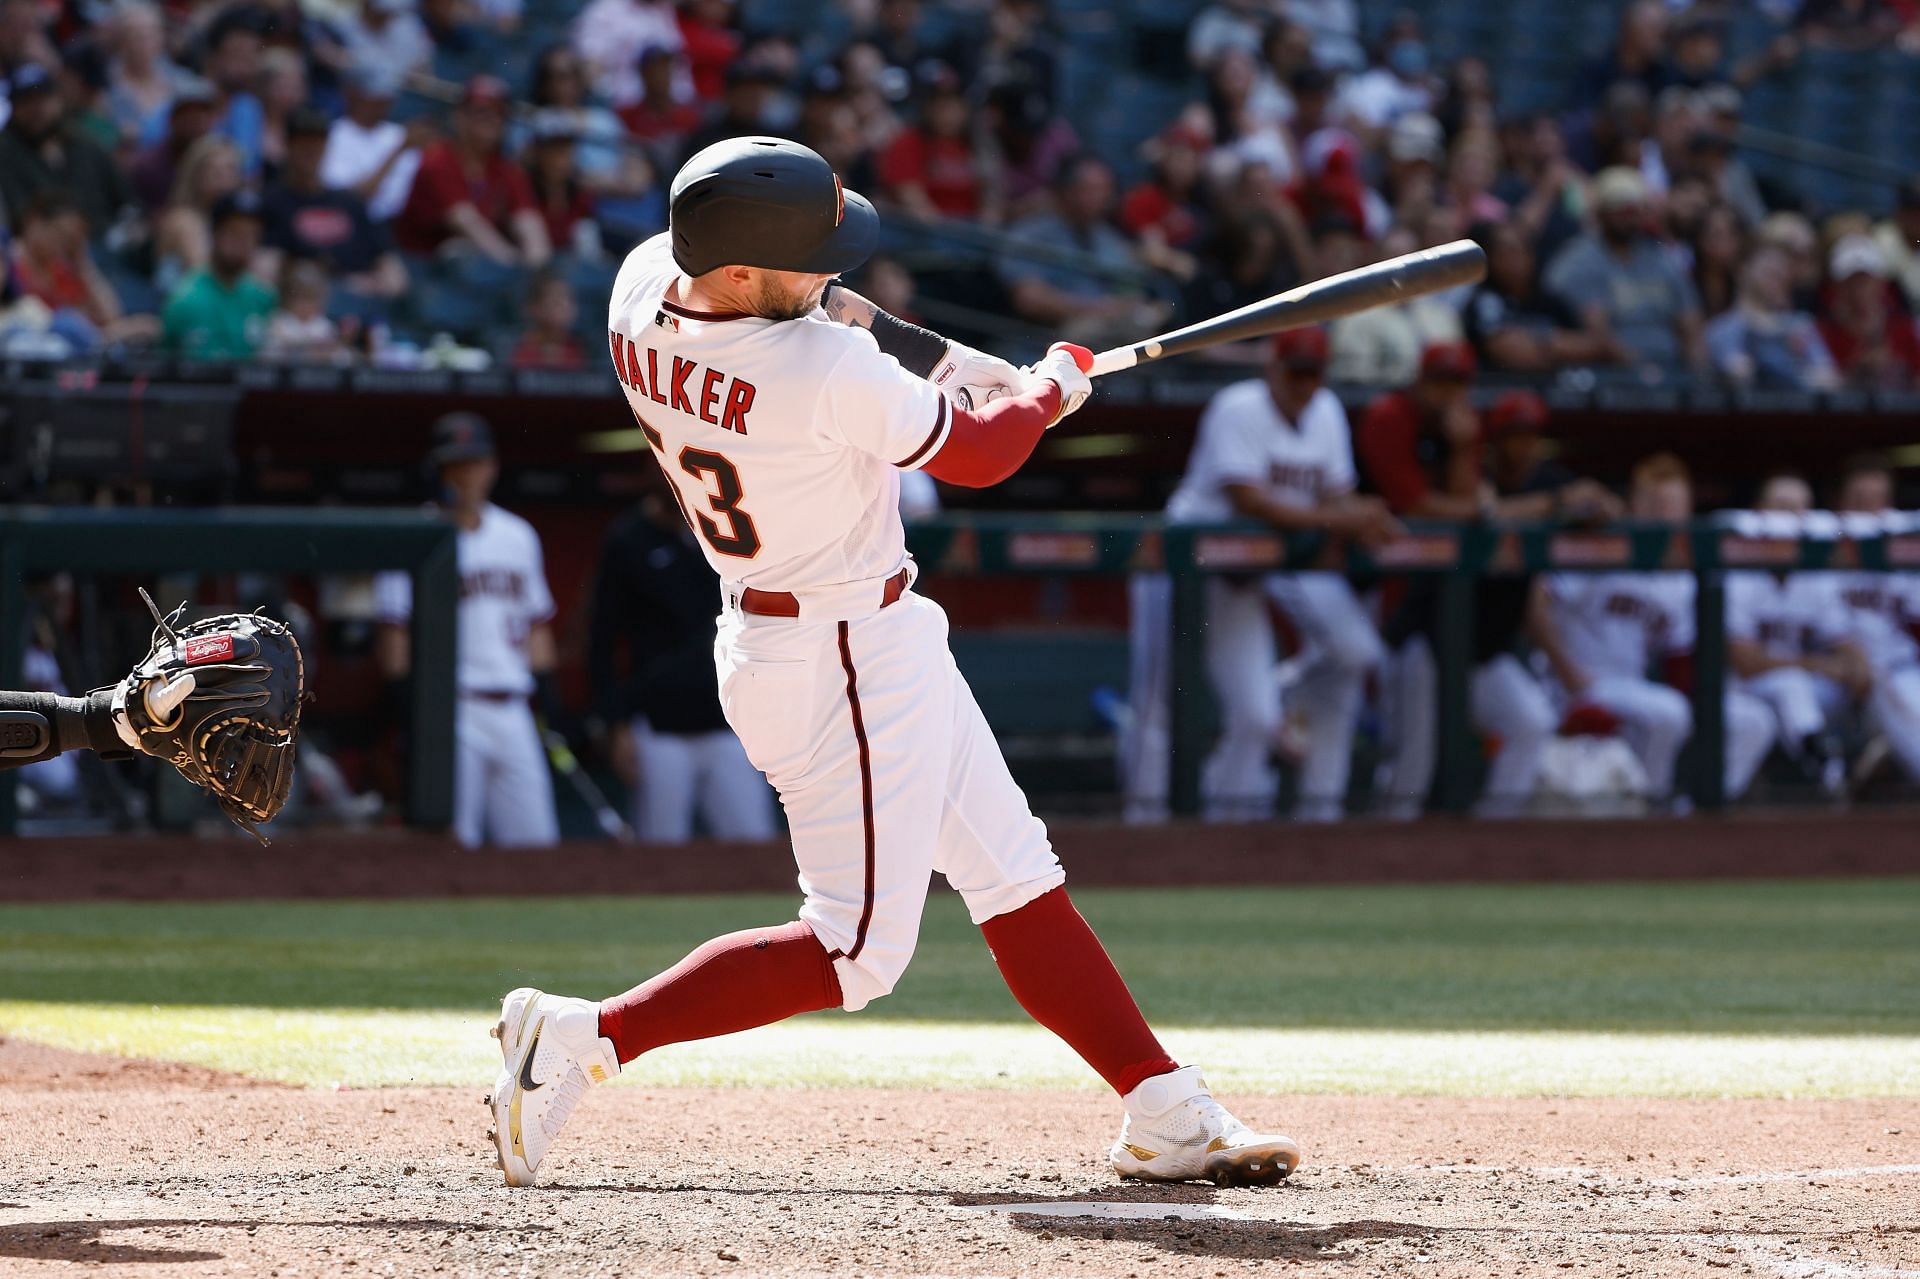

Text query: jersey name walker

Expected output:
[1164,380,1356,524]
[1546,572,1695,681]
[606,233,950,592]
[374,502,554,694]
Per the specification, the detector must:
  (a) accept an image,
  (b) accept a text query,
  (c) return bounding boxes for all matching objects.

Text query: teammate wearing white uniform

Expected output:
[486,138,1300,1190]
[1832,456,1920,781]
[1126,328,1397,823]
[1529,454,1774,804]
[375,414,561,849]
[1725,475,1867,794]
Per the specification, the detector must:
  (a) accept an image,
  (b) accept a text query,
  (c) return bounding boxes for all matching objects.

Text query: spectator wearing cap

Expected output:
[1121,119,1210,285]
[524,110,602,258]
[1691,83,1767,227]
[1378,389,1616,821]
[1705,245,1838,392]
[1328,225,1463,387]
[396,75,550,268]
[161,189,276,358]
[200,9,267,176]
[128,77,218,213]
[1381,111,1442,222]
[877,64,995,223]
[154,136,244,290]
[342,0,433,91]
[510,268,584,369]
[1355,340,1484,521]
[1872,177,1920,312]
[7,189,157,351]
[1543,166,1707,381]
[524,44,654,225]
[674,0,739,103]
[677,55,787,165]
[1818,234,1920,390]
[322,66,428,223]
[1286,127,1388,243]
[996,153,1171,350]
[0,63,132,236]
[618,45,701,167]
[1463,220,1622,373]
[571,0,680,108]
[259,107,406,299]
[104,1,195,150]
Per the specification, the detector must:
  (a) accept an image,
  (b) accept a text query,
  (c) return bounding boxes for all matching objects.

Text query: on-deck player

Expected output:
[375,413,562,849]
[1528,453,1775,807]
[487,137,1300,1188]
[1725,474,1866,795]
[1124,327,1398,824]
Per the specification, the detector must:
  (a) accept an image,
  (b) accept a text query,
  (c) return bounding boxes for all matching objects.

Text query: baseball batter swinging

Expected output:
[487,137,1301,1189]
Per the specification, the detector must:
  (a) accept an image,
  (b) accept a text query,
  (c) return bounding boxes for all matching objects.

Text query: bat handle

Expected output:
[1087,346,1139,379]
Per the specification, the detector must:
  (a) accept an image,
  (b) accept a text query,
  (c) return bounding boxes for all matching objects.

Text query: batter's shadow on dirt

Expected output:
[0,1216,550,1266]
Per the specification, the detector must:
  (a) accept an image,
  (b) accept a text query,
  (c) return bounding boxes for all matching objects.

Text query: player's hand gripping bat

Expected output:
[1083,239,1488,378]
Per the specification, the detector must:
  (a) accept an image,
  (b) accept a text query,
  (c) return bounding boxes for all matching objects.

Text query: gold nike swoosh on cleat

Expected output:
[1121,1143,1160,1162]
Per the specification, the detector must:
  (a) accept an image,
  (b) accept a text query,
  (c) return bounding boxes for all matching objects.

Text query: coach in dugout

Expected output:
[586,480,777,844]
[1359,356,1620,817]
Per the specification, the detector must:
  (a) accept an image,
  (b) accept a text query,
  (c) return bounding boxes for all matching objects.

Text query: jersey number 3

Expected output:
[679,447,761,558]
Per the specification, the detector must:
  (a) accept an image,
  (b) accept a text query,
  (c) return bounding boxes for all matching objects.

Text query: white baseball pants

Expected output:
[1739,667,1847,746]
[1581,675,1774,800]
[453,696,559,849]
[1869,663,1920,778]
[716,590,1064,1013]
[1382,639,1558,819]
[628,717,778,843]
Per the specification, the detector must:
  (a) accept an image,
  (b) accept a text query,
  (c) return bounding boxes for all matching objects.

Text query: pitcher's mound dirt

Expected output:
[1,1040,1914,1278]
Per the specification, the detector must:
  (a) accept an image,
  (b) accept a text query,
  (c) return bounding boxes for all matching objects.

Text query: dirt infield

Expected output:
[1,1039,1913,1279]
[8,809,1920,902]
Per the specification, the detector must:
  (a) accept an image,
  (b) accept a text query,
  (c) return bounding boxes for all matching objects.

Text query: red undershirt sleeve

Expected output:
[917,383,1064,488]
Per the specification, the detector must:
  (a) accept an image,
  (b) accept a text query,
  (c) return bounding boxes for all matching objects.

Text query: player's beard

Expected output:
[754,275,823,322]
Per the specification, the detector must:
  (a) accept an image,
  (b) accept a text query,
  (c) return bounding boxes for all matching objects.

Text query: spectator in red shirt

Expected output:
[618,47,703,169]
[1120,119,1209,283]
[877,65,993,222]
[396,75,551,267]
[525,111,601,258]
[675,0,740,101]
[1818,234,1920,390]
[510,270,586,369]
[1356,341,1485,519]
[7,190,156,350]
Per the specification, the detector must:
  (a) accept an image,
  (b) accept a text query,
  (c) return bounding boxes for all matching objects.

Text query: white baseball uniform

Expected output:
[1543,572,1772,799]
[606,232,1062,1012]
[1124,378,1383,823]
[375,502,560,849]
[1726,571,1853,751]
[1833,571,1920,777]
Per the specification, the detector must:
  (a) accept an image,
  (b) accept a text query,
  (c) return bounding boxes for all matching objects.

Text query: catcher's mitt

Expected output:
[111,588,306,843]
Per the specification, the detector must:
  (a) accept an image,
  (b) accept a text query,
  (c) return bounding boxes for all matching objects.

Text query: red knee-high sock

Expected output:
[979,887,1179,1095]
[597,921,842,1064]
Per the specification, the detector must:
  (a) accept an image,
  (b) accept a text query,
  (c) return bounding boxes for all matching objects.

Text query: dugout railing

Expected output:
[905,512,1920,817]
[0,508,458,837]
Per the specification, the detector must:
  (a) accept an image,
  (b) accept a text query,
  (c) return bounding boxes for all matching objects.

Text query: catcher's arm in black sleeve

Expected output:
[0,688,129,769]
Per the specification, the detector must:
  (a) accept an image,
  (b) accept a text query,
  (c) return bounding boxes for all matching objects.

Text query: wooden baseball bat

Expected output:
[1085,239,1487,378]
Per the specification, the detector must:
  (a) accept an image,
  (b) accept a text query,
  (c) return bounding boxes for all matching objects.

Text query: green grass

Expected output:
[2,881,1917,1096]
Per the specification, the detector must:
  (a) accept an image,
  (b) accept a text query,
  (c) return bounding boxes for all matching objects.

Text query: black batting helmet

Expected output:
[668,136,878,278]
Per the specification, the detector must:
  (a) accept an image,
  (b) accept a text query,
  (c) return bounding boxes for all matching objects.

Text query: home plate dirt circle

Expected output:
[1,1040,1914,1278]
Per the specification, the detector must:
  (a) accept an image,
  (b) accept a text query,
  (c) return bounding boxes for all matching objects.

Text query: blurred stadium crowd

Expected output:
[2,0,1920,383]
[6,0,1920,835]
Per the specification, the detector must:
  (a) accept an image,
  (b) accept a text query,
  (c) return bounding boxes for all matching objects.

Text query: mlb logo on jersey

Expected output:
[654,309,680,333]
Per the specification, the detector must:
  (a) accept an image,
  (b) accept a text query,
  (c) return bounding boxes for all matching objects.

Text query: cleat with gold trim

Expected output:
[487,987,619,1187]
[1109,1066,1300,1186]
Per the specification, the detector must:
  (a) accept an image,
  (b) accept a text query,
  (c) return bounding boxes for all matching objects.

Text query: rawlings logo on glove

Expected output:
[111,589,306,843]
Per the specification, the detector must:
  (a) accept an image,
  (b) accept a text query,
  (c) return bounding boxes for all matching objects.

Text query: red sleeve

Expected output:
[919,384,1064,487]
[1356,396,1429,514]
[395,146,462,249]
[501,160,536,216]
[1118,184,1163,235]
[877,130,926,190]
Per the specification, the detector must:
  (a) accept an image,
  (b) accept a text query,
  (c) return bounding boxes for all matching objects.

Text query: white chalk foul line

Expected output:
[1409,1163,1920,1188]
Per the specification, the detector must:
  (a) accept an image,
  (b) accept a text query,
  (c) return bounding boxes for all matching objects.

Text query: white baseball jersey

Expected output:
[1164,380,1356,524]
[1725,572,1848,661]
[1831,572,1920,672]
[1546,572,1695,681]
[606,232,948,592]
[374,502,555,695]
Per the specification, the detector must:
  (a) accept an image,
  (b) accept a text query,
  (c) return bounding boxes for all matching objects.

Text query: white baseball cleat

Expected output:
[485,987,620,1187]
[1109,1065,1301,1186]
